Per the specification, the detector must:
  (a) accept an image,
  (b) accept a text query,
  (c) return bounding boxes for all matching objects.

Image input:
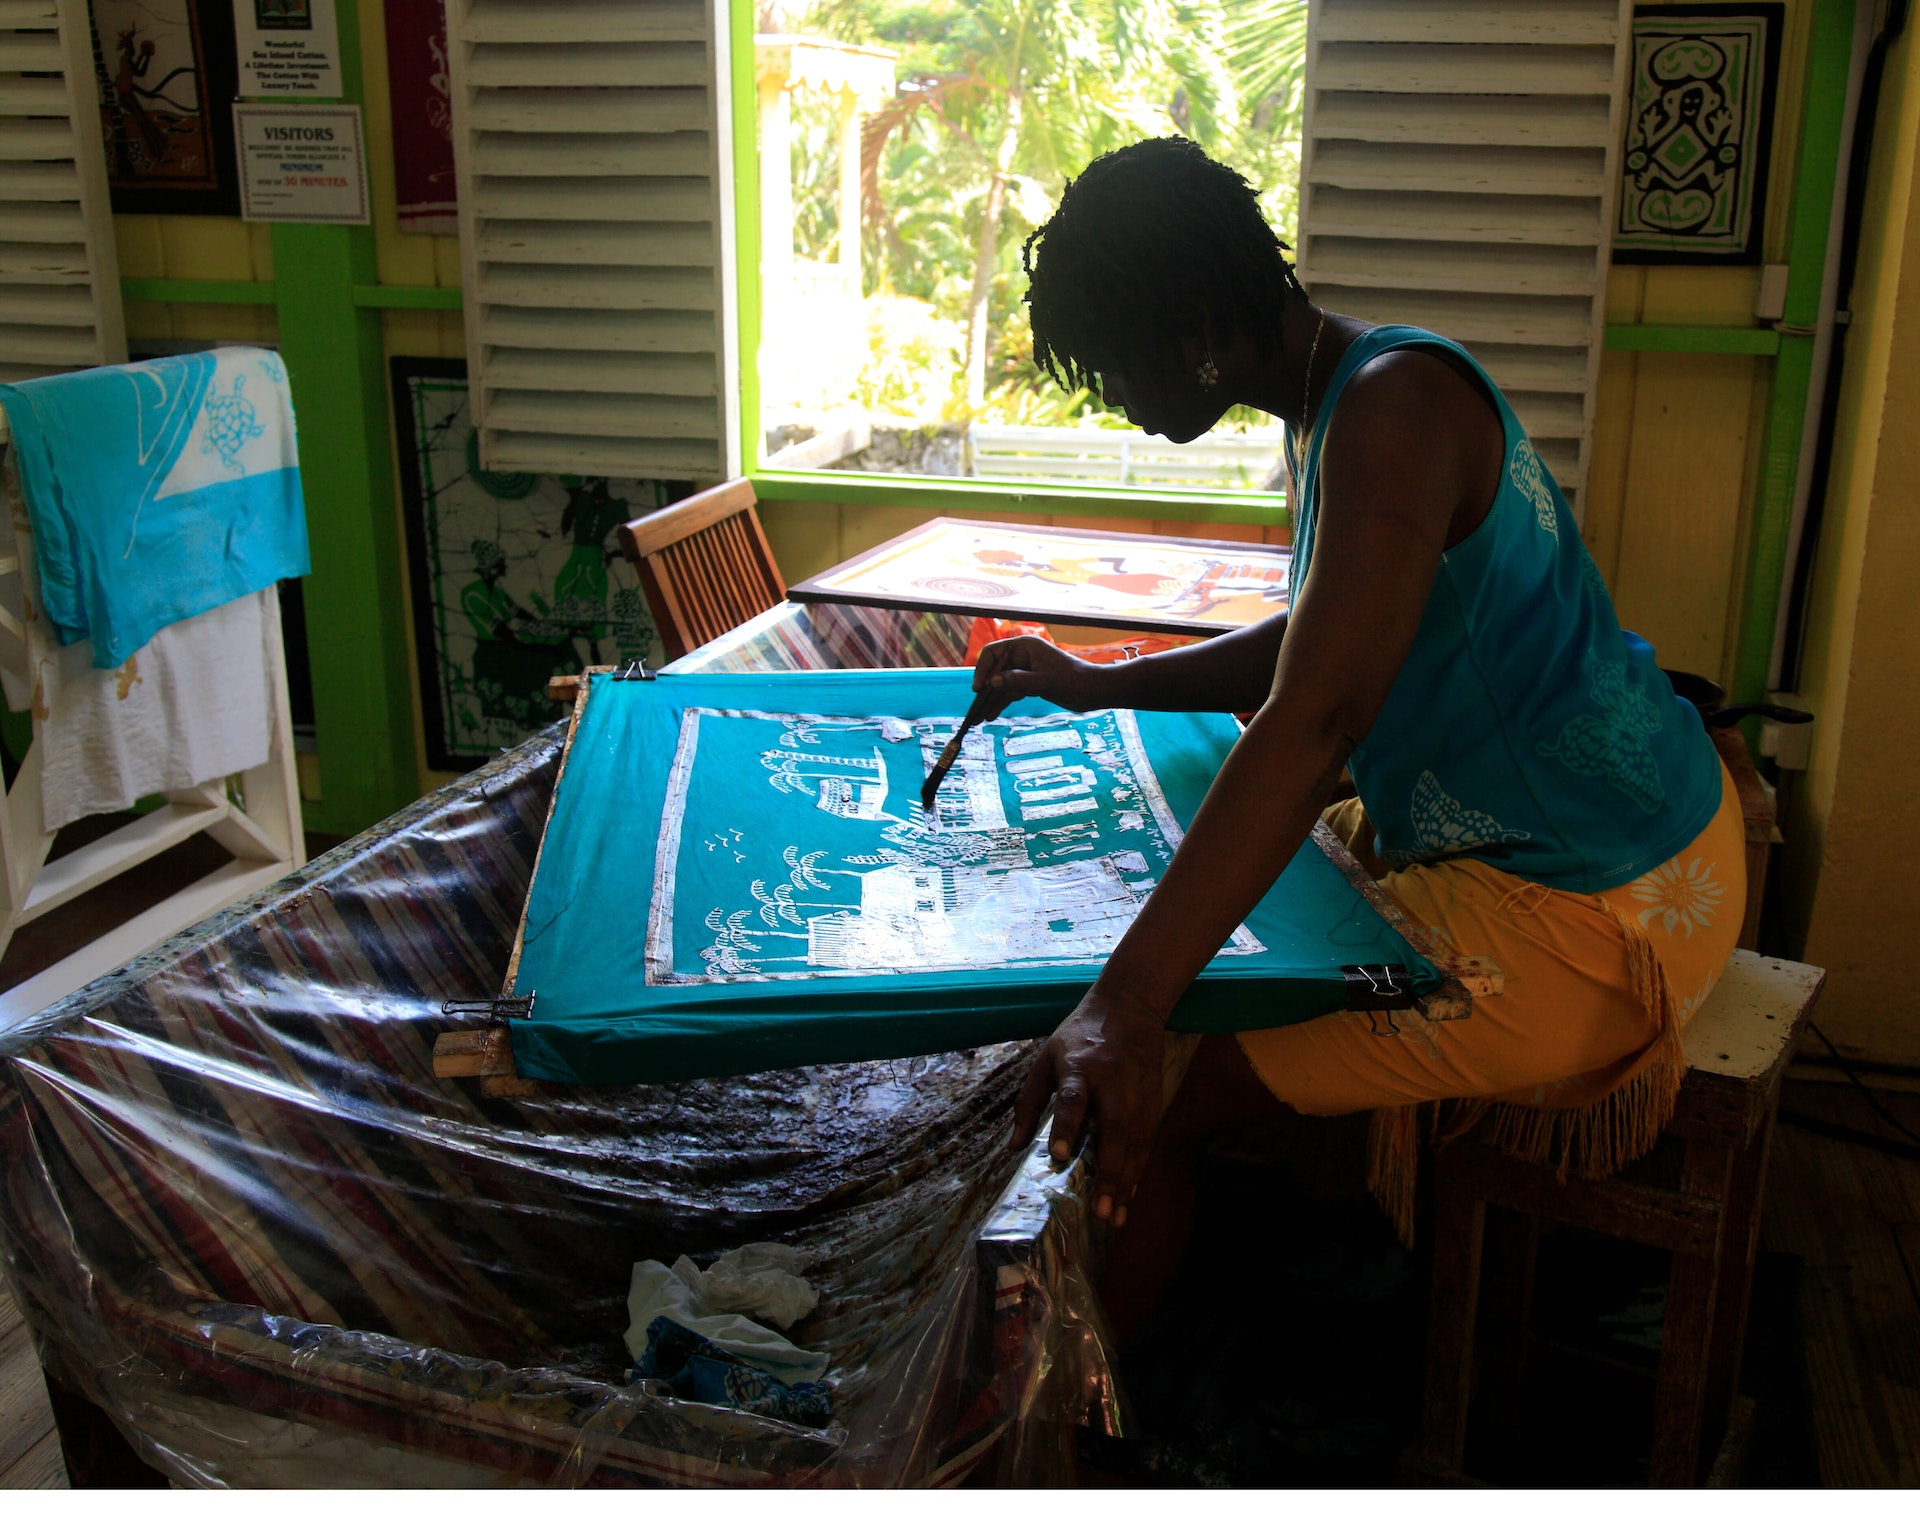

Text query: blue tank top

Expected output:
[1289,325,1721,893]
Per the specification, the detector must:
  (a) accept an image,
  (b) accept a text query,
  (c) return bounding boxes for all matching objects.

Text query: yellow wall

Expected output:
[1583,270,1768,687]
[1578,0,1817,689]
[1781,17,1920,1065]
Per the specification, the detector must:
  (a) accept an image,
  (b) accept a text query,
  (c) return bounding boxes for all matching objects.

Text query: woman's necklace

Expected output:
[1290,308,1328,487]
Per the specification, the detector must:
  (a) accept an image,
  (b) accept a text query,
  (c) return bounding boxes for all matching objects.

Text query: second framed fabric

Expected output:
[1616,4,1782,263]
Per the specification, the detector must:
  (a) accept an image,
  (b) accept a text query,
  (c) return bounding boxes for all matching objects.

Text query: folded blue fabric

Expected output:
[0,348,310,668]
[631,1316,832,1428]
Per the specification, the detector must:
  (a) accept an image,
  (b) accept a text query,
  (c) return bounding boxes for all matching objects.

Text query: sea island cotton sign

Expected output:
[233,0,345,98]
[235,104,370,224]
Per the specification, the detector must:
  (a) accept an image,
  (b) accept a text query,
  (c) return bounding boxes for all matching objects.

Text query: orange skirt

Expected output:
[1238,762,1746,1239]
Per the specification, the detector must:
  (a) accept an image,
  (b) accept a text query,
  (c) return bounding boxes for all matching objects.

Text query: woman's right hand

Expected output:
[971,635,1109,720]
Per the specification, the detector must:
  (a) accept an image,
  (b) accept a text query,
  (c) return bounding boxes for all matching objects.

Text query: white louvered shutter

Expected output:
[1296,0,1632,515]
[446,0,735,480]
[0,0,125,382]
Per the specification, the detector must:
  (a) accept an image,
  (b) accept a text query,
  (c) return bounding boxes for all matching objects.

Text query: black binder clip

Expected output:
[441,994,535,1022]
[613,657,656,681]
[1342,964,1414,1035]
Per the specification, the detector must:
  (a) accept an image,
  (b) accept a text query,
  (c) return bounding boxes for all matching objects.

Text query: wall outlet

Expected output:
[1759,689,1814,769]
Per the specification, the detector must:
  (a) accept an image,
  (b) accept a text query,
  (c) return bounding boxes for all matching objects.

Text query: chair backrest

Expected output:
[618,479,786,661]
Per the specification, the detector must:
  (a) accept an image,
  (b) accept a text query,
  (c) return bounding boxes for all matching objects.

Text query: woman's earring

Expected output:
[1196,353,1220,389]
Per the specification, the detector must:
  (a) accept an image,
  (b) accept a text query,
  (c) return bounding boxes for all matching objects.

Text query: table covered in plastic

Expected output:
[0,603,1120,1486]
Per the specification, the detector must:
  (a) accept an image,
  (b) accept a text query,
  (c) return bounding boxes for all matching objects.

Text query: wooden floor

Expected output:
[0,820,346,1490]
[0,1077,1913,1488]
[1764,1079,1920,1486]
[0,1277,67,1489]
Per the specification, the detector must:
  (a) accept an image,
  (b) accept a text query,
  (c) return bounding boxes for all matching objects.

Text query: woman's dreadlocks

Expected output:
[1022,136,1308,392]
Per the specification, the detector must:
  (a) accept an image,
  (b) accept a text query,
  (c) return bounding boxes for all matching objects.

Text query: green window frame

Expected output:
[720,1,1291,529]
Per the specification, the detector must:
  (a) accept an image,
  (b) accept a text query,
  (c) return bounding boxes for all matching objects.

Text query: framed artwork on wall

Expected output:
[392,358,691,771]
[383,0,457,234]
[1615,3,1783,264]
[88,0,243,216]
[788,517,1291,638]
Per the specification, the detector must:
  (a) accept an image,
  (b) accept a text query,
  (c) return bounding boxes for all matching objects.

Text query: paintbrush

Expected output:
[920,692,994,812]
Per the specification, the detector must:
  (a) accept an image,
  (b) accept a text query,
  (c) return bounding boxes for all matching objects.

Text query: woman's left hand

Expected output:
[1012,983,1168,1227]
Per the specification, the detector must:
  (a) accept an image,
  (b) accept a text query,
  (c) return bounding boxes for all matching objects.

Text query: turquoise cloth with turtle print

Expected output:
[1288,325,1721,893]
[0,347,308,668]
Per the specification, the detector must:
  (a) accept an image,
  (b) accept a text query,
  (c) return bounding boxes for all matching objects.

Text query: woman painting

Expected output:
[973,137,1744,1342]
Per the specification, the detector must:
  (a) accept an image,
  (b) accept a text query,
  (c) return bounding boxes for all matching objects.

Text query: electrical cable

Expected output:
[1777,1022,1920,1162]
[1808,1023,1920,1145]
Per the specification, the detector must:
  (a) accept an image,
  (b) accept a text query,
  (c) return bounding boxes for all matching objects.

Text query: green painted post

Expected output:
[267,0,416,834]
[1730,0,1857,706]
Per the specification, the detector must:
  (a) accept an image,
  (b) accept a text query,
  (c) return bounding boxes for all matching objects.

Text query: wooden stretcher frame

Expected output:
[433,669,1498,1094]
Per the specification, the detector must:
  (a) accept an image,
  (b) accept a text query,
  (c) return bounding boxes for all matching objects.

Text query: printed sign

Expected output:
[232,0,342,97]
[235,103,368,223]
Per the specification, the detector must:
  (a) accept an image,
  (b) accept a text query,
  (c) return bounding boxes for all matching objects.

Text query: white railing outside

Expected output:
[968,424,1287,490]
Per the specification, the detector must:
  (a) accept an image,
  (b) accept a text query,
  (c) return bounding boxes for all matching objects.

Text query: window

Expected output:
[747,1,1307,499]
[446,1,1623,526]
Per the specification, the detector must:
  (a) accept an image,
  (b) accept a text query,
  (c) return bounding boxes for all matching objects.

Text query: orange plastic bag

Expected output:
[963,617,1195,667]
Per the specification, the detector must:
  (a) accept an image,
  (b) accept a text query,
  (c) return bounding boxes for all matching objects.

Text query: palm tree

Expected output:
[805,0,1307,411]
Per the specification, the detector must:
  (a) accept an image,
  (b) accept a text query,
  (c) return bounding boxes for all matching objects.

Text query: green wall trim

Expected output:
[269,0,419,836]
[352,284,463,310]
[121,278,276,305]
[751,468,1288,525]
[1731,0,1856,706]
[1603,322,1782,354]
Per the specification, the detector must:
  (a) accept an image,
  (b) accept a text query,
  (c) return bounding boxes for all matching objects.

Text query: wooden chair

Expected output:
[1405,950,1826,1487]
[618,479,786,661]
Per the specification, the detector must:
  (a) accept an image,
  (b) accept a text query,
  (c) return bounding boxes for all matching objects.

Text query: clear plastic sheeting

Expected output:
[0,603,1123,1487]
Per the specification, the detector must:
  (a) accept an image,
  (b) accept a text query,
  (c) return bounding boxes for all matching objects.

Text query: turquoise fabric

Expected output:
[1289,326,1722,893]
[0,348,310,668]
[508,669,1441,1085]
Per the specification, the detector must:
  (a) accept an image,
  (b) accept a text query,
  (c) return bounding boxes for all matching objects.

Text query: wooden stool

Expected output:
[1407,950,1825,1487]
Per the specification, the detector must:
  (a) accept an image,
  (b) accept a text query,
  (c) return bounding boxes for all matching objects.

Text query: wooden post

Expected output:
[1416,1147,1488,1477]
[1648,1137,1735,1485]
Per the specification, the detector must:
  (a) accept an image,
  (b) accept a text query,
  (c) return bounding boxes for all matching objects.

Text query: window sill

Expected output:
[748,468,1289,525]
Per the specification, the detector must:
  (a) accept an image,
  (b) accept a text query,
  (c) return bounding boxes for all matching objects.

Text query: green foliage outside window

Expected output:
[775,0,1307,429]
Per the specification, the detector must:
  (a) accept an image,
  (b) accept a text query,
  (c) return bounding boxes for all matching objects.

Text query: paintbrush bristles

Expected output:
[920,728,969,810]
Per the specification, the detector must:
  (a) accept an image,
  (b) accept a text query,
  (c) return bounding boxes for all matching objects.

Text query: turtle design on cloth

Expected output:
[1539,658,1668,814]
[201,373,265,473]
[1381,770,1532,869]
[1507,437,1560,539]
